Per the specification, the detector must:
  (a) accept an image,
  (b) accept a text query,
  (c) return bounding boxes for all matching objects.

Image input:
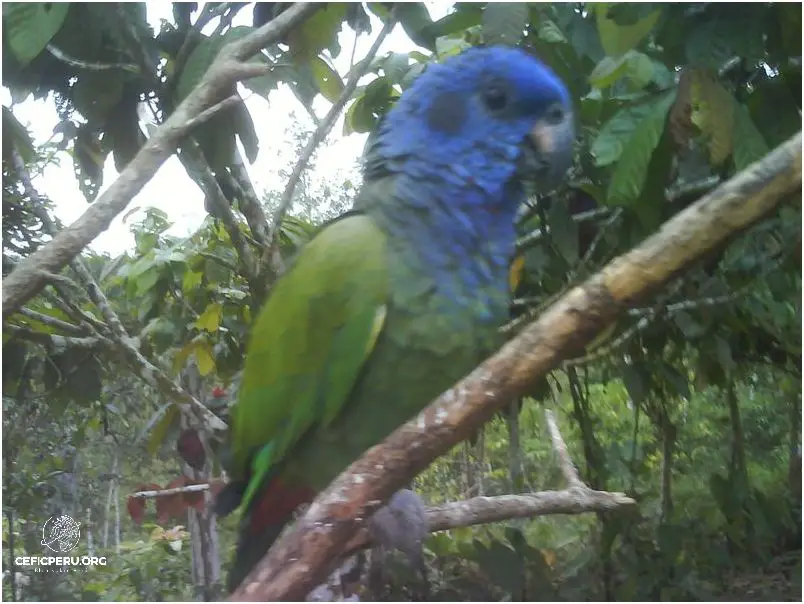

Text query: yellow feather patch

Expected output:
[366,305,388,355]
[509,254,525,293]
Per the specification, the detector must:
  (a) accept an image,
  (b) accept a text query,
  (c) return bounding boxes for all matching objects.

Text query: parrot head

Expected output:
[364,45,574,204]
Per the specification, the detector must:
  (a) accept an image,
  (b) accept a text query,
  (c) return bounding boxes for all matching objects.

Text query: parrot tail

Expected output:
[226,478,316,593]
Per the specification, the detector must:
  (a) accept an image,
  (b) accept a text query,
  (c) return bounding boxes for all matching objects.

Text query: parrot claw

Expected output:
[367,489,429,600]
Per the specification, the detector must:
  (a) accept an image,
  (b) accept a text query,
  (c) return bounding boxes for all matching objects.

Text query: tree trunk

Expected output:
[181,366,222,601]
[508,400,524,493]
[659,410,676,523]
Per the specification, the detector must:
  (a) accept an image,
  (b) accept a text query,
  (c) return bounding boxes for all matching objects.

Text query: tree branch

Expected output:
[230,131,801,601]
[16,307,86,335]
[262,15,397,275]
[2,2,320,317]
[130,483,211,499]
[5,324,105,351]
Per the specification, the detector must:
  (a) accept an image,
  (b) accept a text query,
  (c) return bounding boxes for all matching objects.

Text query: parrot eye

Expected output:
[482,82,509,112]
[544,102,567,125]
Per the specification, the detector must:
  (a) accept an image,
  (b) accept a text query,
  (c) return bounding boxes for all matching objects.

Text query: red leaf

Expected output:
[127,497,146,524]
[156,477,189,524]
[128,483,161,525]
[177,429,206,470]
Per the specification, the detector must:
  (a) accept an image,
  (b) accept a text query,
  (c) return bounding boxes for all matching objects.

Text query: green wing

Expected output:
[231,213,388,501]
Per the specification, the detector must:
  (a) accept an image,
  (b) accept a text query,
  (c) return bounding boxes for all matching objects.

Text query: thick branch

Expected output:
[2,3,319,317]
[231,132,801,601]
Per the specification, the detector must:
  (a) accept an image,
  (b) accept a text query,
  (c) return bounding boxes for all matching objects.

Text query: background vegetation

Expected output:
[2,2,801,601]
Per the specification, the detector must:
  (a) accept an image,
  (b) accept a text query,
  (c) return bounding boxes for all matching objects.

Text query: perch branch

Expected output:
[263,15,396,275]
[230,131,801,601]
[130,483,211,499]
[2,2,319,317]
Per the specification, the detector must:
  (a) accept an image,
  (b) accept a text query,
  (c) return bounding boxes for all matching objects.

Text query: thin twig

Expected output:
[46,43,139,72]
[544,409,584,488]
[263,15,397,274]
[130,483,211,499]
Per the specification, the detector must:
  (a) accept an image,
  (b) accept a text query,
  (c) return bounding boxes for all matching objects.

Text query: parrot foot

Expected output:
[367,489,429,600]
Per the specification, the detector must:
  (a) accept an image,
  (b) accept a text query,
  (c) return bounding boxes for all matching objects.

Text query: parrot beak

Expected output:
[520,107,575,188]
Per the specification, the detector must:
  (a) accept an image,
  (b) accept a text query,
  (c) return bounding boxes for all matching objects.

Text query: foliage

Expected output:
[1,2,800,602]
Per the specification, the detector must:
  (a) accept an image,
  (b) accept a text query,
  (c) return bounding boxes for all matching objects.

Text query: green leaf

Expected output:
[592,96,669,167]
[194,342,216,376]
[674,311,707,339]
[659,363,690,400]
[625,51,655,89]
[344,95,377,135]
[435,35,470,59]
[233,103,259,163]
[428,4,483,39]
[3,2,69,66]
[146,404,180,456]
[589,53,631,89]
[690,70,734,165]
[396,3,436,51]
[195,303,223,333]
[289,3,347,60]
[732,101,770,171]
[538,19,567,44]
[310,55,344,103]
[183,270,203,295]
[482,3,528,45]
[548,198,579,264]
[2,106,35,164]
[383,52,410,84]
[685,13,766,70]
[595,3,661,57]
[621,362,648,405]
[606,91,676,206]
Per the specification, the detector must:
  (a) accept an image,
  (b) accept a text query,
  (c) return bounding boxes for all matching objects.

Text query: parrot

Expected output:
[216,45,574,593]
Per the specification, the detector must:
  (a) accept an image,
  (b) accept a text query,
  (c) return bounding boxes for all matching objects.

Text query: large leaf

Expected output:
[382,52,411,84]
[2,106,35,164]
[3,3,69,66]
[592,95,672,167]
[732,101,770,171]
[310,55,344,103]
[233,102,259,163]
[690,70,734,165]
[288,3,346,60]
[685,12,766,70]
[595,3,660,57]
[176,26,253,101]
[547,197,578,264]
[396,3,436,51]
[606,91,676,206]
[482,3,528,45]
[589,53,632,90]
[73,126,107,202]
